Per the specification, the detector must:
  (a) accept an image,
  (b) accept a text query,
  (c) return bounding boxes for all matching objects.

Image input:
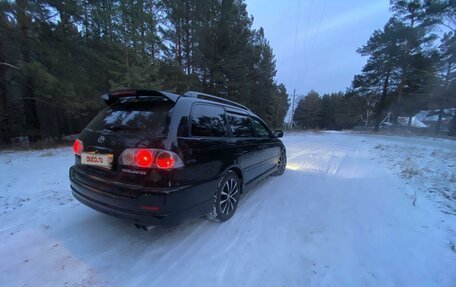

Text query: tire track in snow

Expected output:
[1,134,455,287]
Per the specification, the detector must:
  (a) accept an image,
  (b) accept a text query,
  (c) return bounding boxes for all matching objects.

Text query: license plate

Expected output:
[81,152,113,169]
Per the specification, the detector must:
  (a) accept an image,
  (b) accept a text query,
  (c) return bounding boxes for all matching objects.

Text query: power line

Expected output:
[288,0,322,128]
[288,0,301,127]
[291,0,301,90]
[301,0,326,90]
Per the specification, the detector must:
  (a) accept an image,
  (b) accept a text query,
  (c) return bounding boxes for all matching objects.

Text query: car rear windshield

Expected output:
[85,98,173,135]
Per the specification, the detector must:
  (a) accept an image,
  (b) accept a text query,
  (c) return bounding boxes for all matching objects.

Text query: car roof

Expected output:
[181,91,250,111]
[102,89,258,116]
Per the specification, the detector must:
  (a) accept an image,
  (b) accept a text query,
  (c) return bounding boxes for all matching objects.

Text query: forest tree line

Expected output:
[0,0,290,144]
[293,0,456,133]
[293,90,367,130]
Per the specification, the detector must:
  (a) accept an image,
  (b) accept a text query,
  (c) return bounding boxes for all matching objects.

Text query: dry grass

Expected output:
[400,160,421,179]
[39,151,55,157]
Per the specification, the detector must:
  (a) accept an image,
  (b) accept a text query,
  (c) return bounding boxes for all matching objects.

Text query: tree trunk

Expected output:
[17,0,41,142]
[184,0,192,74]
[176,1,182,66]
[83,0,89,41]
[0,36,10,144]
[148,2,156,61]
[449,114,456,136]
[436,62,452,134]
[435,108,444,134]
[374,69,391,132]
[125,47,130,88]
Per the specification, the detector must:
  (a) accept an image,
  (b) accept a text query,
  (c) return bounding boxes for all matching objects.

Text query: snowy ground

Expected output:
[371,136,456,213]
[0,132,455,287]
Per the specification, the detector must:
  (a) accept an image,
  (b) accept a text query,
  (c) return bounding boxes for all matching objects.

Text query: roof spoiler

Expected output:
[101,89,180,105]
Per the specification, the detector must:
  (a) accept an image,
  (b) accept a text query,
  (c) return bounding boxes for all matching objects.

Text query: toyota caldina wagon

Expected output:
[69,89,286,228]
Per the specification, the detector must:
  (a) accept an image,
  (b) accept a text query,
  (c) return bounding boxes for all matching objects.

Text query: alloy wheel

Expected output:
[276,150,287,175]
[219,178,239,215]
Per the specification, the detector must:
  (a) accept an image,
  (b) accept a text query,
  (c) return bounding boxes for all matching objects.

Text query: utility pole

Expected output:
[289,89,296,129]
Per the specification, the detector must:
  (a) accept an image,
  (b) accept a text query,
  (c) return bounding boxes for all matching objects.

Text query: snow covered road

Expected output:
[0,132,455,287]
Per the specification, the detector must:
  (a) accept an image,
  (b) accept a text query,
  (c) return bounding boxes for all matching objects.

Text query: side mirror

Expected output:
[273,130,283,138]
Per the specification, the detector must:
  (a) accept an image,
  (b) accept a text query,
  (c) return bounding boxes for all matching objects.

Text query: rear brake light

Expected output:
[156,152,174,169]
[135,149,154,167]
[119,148,184,169]
[140,205,160,212]
[73,139,83,155]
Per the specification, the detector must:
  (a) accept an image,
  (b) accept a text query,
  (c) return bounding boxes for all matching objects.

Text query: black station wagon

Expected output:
[69,89,286,229]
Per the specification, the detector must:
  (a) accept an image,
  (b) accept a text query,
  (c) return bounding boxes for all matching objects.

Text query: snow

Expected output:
[372,137,456,213]
[0,132,455,287]
[397,116,428,128]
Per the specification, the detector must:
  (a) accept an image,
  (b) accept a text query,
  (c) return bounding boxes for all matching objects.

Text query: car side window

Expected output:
[227,112,255,137]
[251,117,272,138]
[191,104,227,137]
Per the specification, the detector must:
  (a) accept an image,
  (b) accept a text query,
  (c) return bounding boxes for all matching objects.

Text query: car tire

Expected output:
[273,149,287,176]
[207,170,241,222]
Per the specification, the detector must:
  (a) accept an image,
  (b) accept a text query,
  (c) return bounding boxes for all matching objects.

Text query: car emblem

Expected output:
[97,136,106,144]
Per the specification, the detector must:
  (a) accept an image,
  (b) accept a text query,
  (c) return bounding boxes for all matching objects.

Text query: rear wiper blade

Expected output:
[106,125,140,131]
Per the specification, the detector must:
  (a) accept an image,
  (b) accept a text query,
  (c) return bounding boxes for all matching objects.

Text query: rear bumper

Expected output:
[69,166,216,226]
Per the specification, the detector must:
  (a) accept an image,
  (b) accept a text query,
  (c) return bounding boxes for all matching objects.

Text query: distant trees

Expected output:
[294,91,322,129]
[293,91,365,130]
[351,0,456,133]
[0,0,289,144]
[292,0,455,133]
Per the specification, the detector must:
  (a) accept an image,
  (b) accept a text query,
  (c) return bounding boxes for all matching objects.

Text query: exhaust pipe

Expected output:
[134,223,155,231]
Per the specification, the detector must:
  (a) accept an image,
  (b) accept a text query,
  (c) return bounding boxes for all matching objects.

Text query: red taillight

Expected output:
[155,152,174,169]
[140,205,160,212]
[119,148,184,169]
[135,149,153,167]
[73,139,83,155]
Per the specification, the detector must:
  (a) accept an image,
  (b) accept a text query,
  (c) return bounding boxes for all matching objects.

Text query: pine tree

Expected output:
[0,0,288,142]
[293,90,322,129]
[249,28,277,125]
[427,0,456,132]
[353,18,408,131]
[270,84,289,129]
[390,0,438,126]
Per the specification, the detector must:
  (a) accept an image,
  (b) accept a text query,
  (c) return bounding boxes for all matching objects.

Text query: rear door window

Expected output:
[85,98,173,135]
[227,112,255,137]
[191,104,227,137]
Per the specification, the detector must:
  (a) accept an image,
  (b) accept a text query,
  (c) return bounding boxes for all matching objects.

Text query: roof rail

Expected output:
[183,91,249,111]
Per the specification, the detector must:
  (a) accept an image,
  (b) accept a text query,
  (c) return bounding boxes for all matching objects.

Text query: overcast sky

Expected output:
[246,0,391,97]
